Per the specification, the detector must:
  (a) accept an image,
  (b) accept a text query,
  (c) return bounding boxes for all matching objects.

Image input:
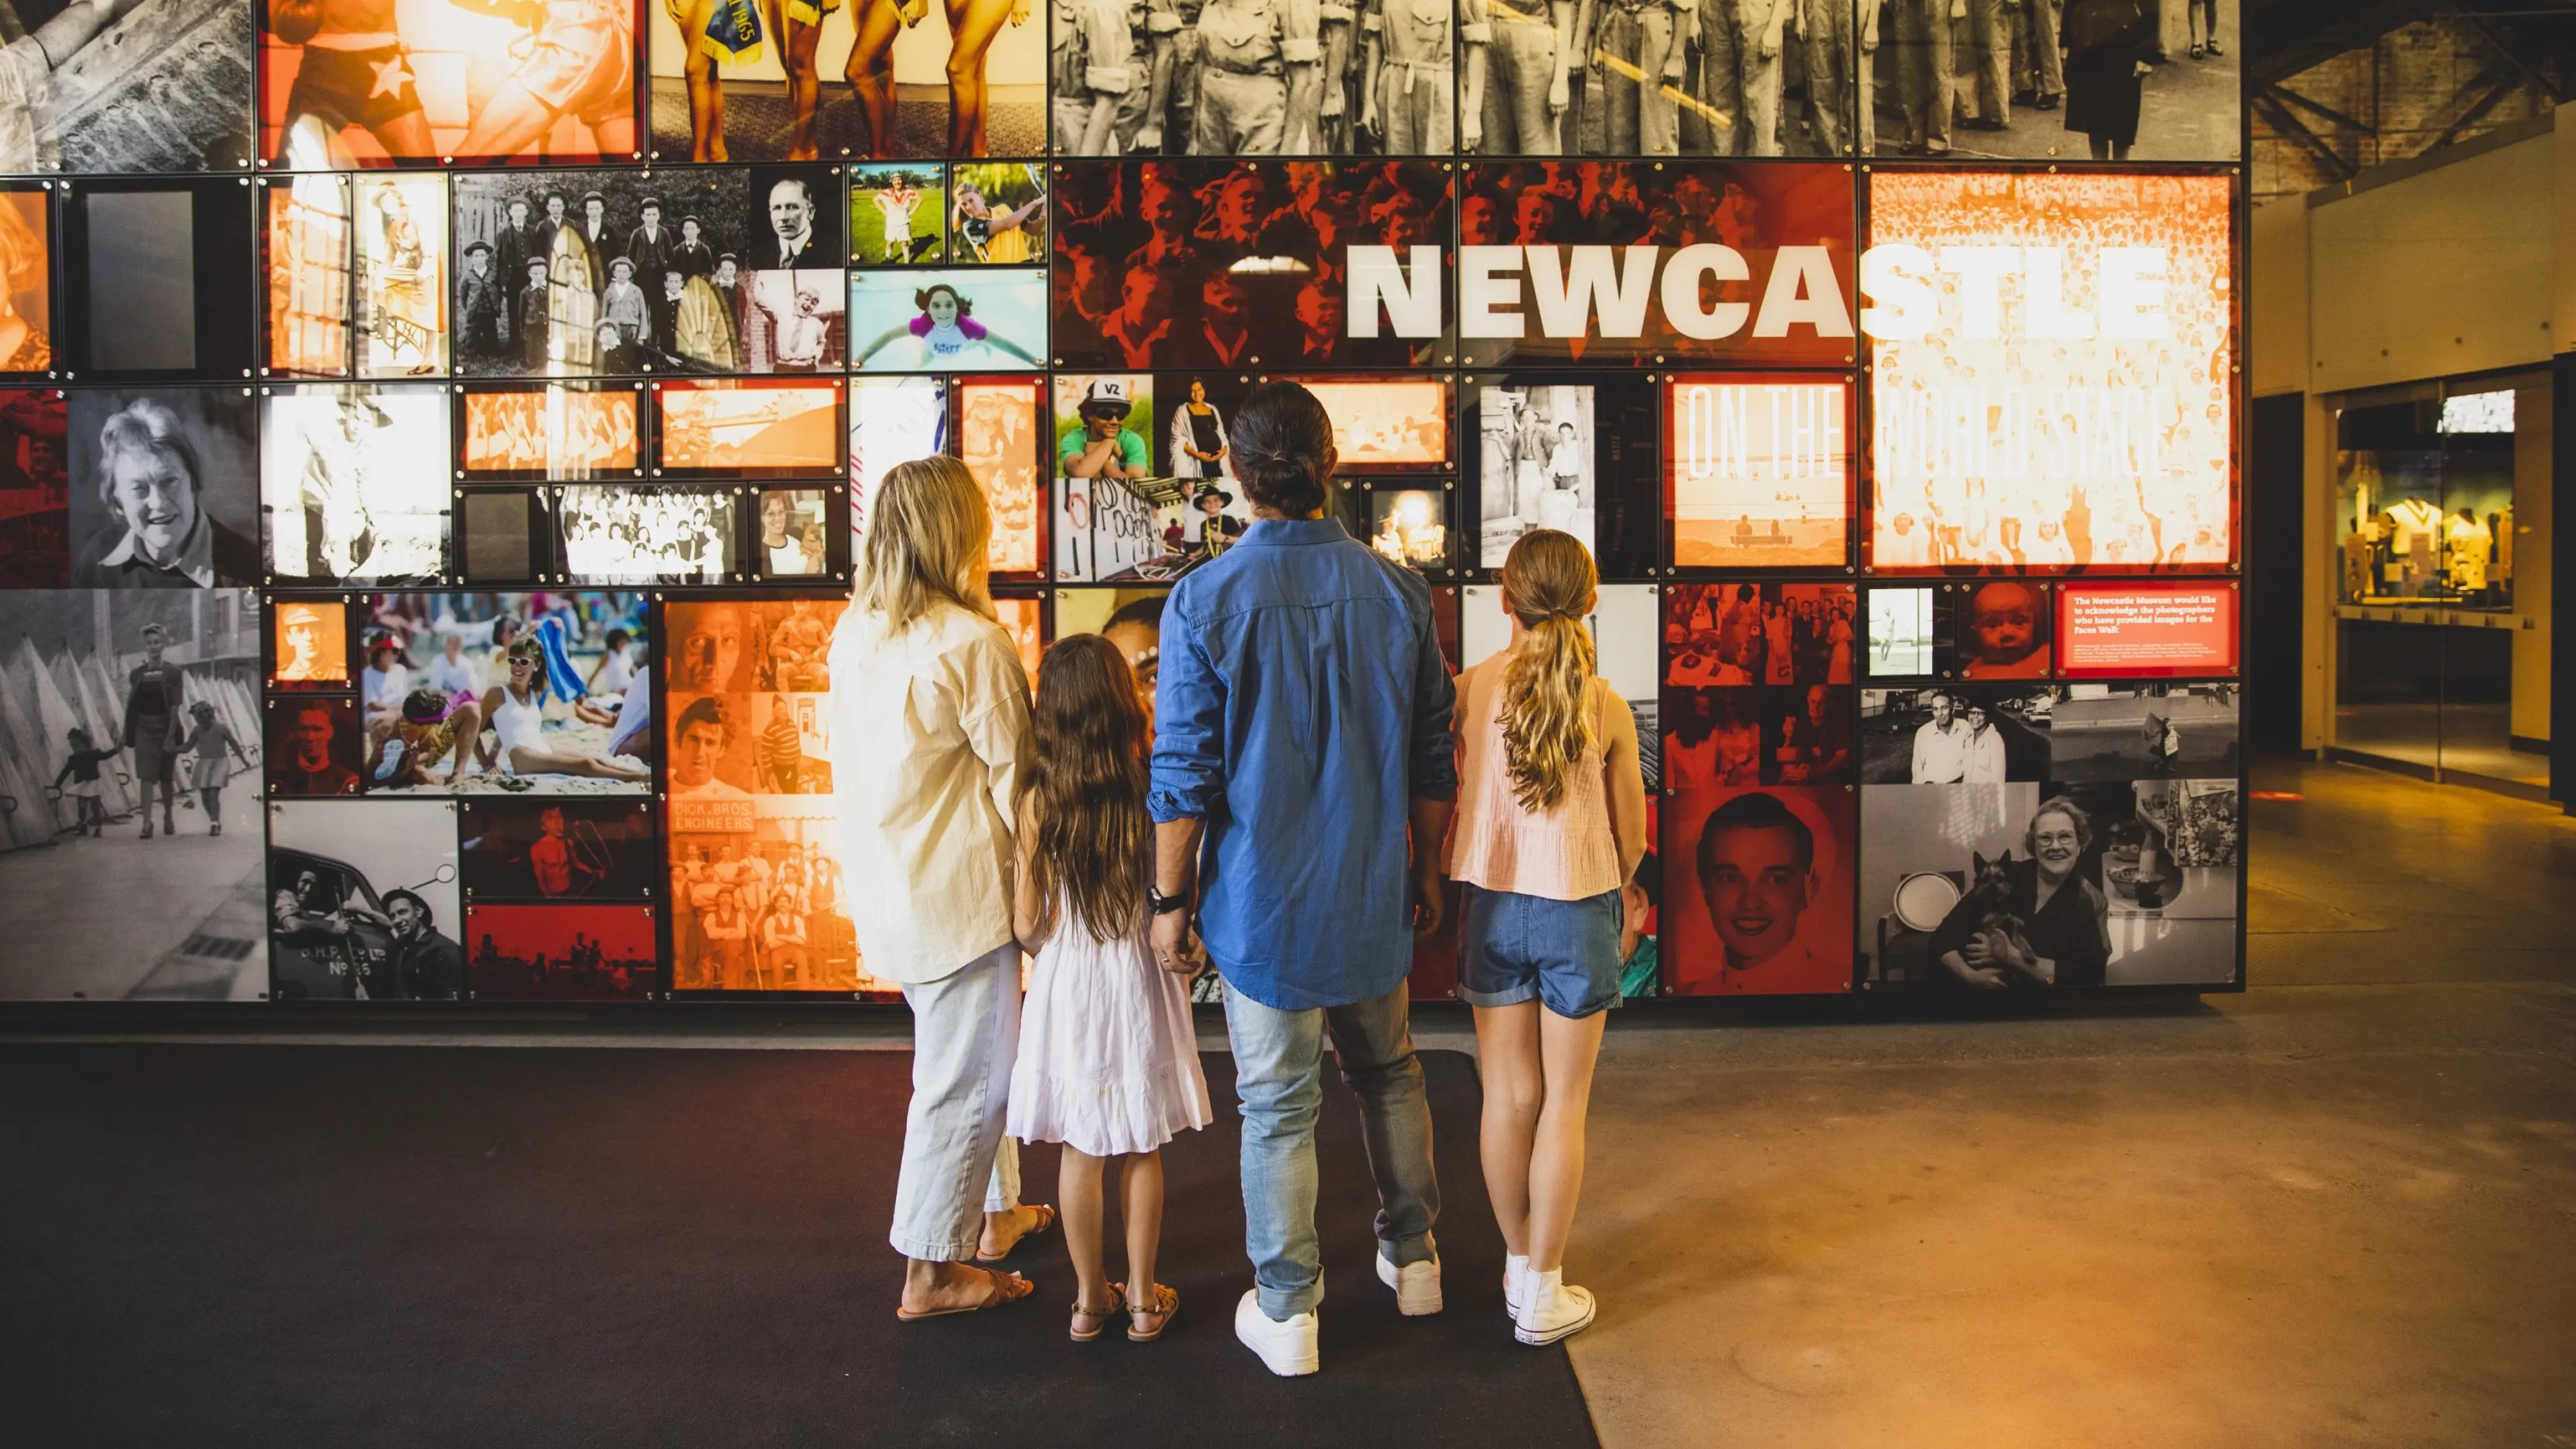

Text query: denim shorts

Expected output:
[1455,883,1625,1019]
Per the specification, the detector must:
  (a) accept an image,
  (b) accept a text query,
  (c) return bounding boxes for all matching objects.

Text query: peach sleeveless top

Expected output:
[1447,659,1620,902]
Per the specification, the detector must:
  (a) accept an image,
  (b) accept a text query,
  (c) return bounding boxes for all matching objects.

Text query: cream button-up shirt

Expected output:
[828,598,1032,984]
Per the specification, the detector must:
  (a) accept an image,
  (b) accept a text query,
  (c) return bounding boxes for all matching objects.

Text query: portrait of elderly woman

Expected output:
[1924,795,2113,989]
[70,390,258,589]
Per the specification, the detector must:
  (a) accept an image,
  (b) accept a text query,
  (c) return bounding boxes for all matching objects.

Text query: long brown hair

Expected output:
[1496,528,1599,813]
[857,455,994,630]
[1017,632,1152,942]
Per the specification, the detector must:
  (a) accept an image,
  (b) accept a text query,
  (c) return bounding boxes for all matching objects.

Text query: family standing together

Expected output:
[829,383,1646,1372]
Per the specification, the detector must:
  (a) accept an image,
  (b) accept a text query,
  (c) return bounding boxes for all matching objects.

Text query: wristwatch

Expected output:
[1148,886,1189,917]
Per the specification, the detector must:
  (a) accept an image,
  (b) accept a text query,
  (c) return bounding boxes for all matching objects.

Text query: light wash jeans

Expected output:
[889,942,1025,1262]
[1224,980,1440,1320]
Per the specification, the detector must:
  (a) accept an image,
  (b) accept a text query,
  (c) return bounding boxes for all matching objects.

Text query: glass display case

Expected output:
[2329,379,2544,790]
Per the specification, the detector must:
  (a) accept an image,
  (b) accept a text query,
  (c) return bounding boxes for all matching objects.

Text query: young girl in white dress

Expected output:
[1005,632,1213,1344]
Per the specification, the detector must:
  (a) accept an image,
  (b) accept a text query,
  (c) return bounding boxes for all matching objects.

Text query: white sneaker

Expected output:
[1235,1289,1320,1377]
[1504,1253,1530,1320]
[1374,1240,1444,1316]
[1515,1267,1596,1347]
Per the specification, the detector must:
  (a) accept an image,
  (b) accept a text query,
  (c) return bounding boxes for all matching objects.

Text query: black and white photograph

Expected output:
[2046,682,2238,783]
[453,170,753,380]
[19,0,256,173]
[267,798,463,1001]
[1477,384,1593,569]
[1874,0,2240,162]
[751,487,835,580]
[354,176,447,379]
[1054,0,1457,156]
[557,486,737,587]
[263,696,362,797]
[1865,583,1948,679]
[1458,0,1850,158]
[457,490,543,583]
[460,798,659,902]
[850,375,949,531]
[259,384,449,585]
[2016,777,2239,984]
[68,388,260,591]
[738,269,849,374]
[743,167,844,270]
[0,589,265,1001]
[361,591,654,797]
[1859,780,2052,987]
[1463,580,1662,790]
[1860,685,2056,784]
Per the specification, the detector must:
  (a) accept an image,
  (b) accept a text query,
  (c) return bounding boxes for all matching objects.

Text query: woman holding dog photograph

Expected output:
[1926,796,2111,989]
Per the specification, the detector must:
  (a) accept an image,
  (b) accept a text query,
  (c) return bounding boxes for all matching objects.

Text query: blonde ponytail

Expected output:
[1496,529,1600,813]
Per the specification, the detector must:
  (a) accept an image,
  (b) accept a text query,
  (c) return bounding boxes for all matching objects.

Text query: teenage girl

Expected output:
[1005,632,1213,1344]
[1445,528,1648,1347]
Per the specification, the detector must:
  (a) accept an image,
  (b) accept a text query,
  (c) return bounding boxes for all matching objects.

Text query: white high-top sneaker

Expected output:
[1504,1253,1531,1320]
[1515,1267,1596,1347]
[1374,1236,1444,1316]
[1234,1289,1320,1377]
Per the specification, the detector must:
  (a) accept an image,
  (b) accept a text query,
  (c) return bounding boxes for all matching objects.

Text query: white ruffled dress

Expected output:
[1006,900,1213,1158]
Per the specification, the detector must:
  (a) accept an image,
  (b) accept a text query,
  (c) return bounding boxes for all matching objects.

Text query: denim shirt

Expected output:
[1149,517,1458,1011]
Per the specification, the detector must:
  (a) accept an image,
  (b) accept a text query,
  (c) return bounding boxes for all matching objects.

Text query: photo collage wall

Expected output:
[0,0,2244,1005]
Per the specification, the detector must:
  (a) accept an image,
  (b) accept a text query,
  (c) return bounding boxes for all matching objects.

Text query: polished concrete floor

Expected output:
[1565,758,2576,1449]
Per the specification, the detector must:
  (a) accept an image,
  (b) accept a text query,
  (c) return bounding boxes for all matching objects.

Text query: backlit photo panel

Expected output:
[849,268,1046,371]
[68,388,260,590]
[70,182,257,381]
[39,0,255,173]
[648,0,1046,162]
[360,591,654,795]
[1662,783,1854,996]
[1455,161,1857,370]
[1874,0,2241,162]
[657,378,844,477]
[0,389,70,589]
[453,169,752,380]
[1864,170,2235,575]
[1051,161,1453,371]
[457,383,643,482]
[1666,373,1853,569]
[1460,0,1853,159]
[269,798,462,1001]
[260,0,637,166]
[0,589,265,1001]
[354,176,447,378]
[950,162,1047,263]
[265,176,353,379]
[960,377,1044,576]
[465,903,658,1001]
[0,187,52,377]
[259,384,450,585]
[850,164,949,265]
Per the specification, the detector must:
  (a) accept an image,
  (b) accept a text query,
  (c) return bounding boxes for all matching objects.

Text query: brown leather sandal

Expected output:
[895,1266,1035,1322]
[974,1203,1057,1264]
[1126,1282,1179,1343]
[1070,1282,1126,1342]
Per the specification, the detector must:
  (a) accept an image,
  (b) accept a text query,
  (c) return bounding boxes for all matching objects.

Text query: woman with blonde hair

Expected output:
[828,453,1053,1320]
[1444,528,1647,1347]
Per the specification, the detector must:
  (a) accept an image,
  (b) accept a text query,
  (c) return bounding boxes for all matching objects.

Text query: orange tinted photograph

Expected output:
[1302,379,1449,468]
[271,599,350,688]
[461,386,641,478]
[656,379,842,477]
[961,379,1041,576]
[265,178,352,378]
[0,188,50,375]
[260,0,638,167]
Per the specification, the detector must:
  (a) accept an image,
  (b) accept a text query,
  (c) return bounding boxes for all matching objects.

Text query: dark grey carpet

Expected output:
[0,1043,1598,1448]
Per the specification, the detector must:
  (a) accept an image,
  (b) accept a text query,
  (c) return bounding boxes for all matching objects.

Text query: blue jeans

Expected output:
[1223,980,1441,1319]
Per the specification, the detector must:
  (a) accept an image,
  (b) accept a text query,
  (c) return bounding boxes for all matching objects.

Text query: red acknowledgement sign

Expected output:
[2056,583,2238,677]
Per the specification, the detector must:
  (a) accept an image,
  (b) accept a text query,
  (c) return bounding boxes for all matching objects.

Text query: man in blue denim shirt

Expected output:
[1148,383,1458,1378]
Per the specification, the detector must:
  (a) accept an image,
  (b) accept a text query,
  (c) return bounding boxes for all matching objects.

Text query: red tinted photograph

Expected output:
[1662,784,1855,996]
[0,389,67,587]
[1052,162,1452,371]
[464,903,658,1001]
[1456,161,1857,370]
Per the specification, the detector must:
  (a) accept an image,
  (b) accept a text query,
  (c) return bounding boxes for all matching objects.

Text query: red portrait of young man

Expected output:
[1662,784,1855,996]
